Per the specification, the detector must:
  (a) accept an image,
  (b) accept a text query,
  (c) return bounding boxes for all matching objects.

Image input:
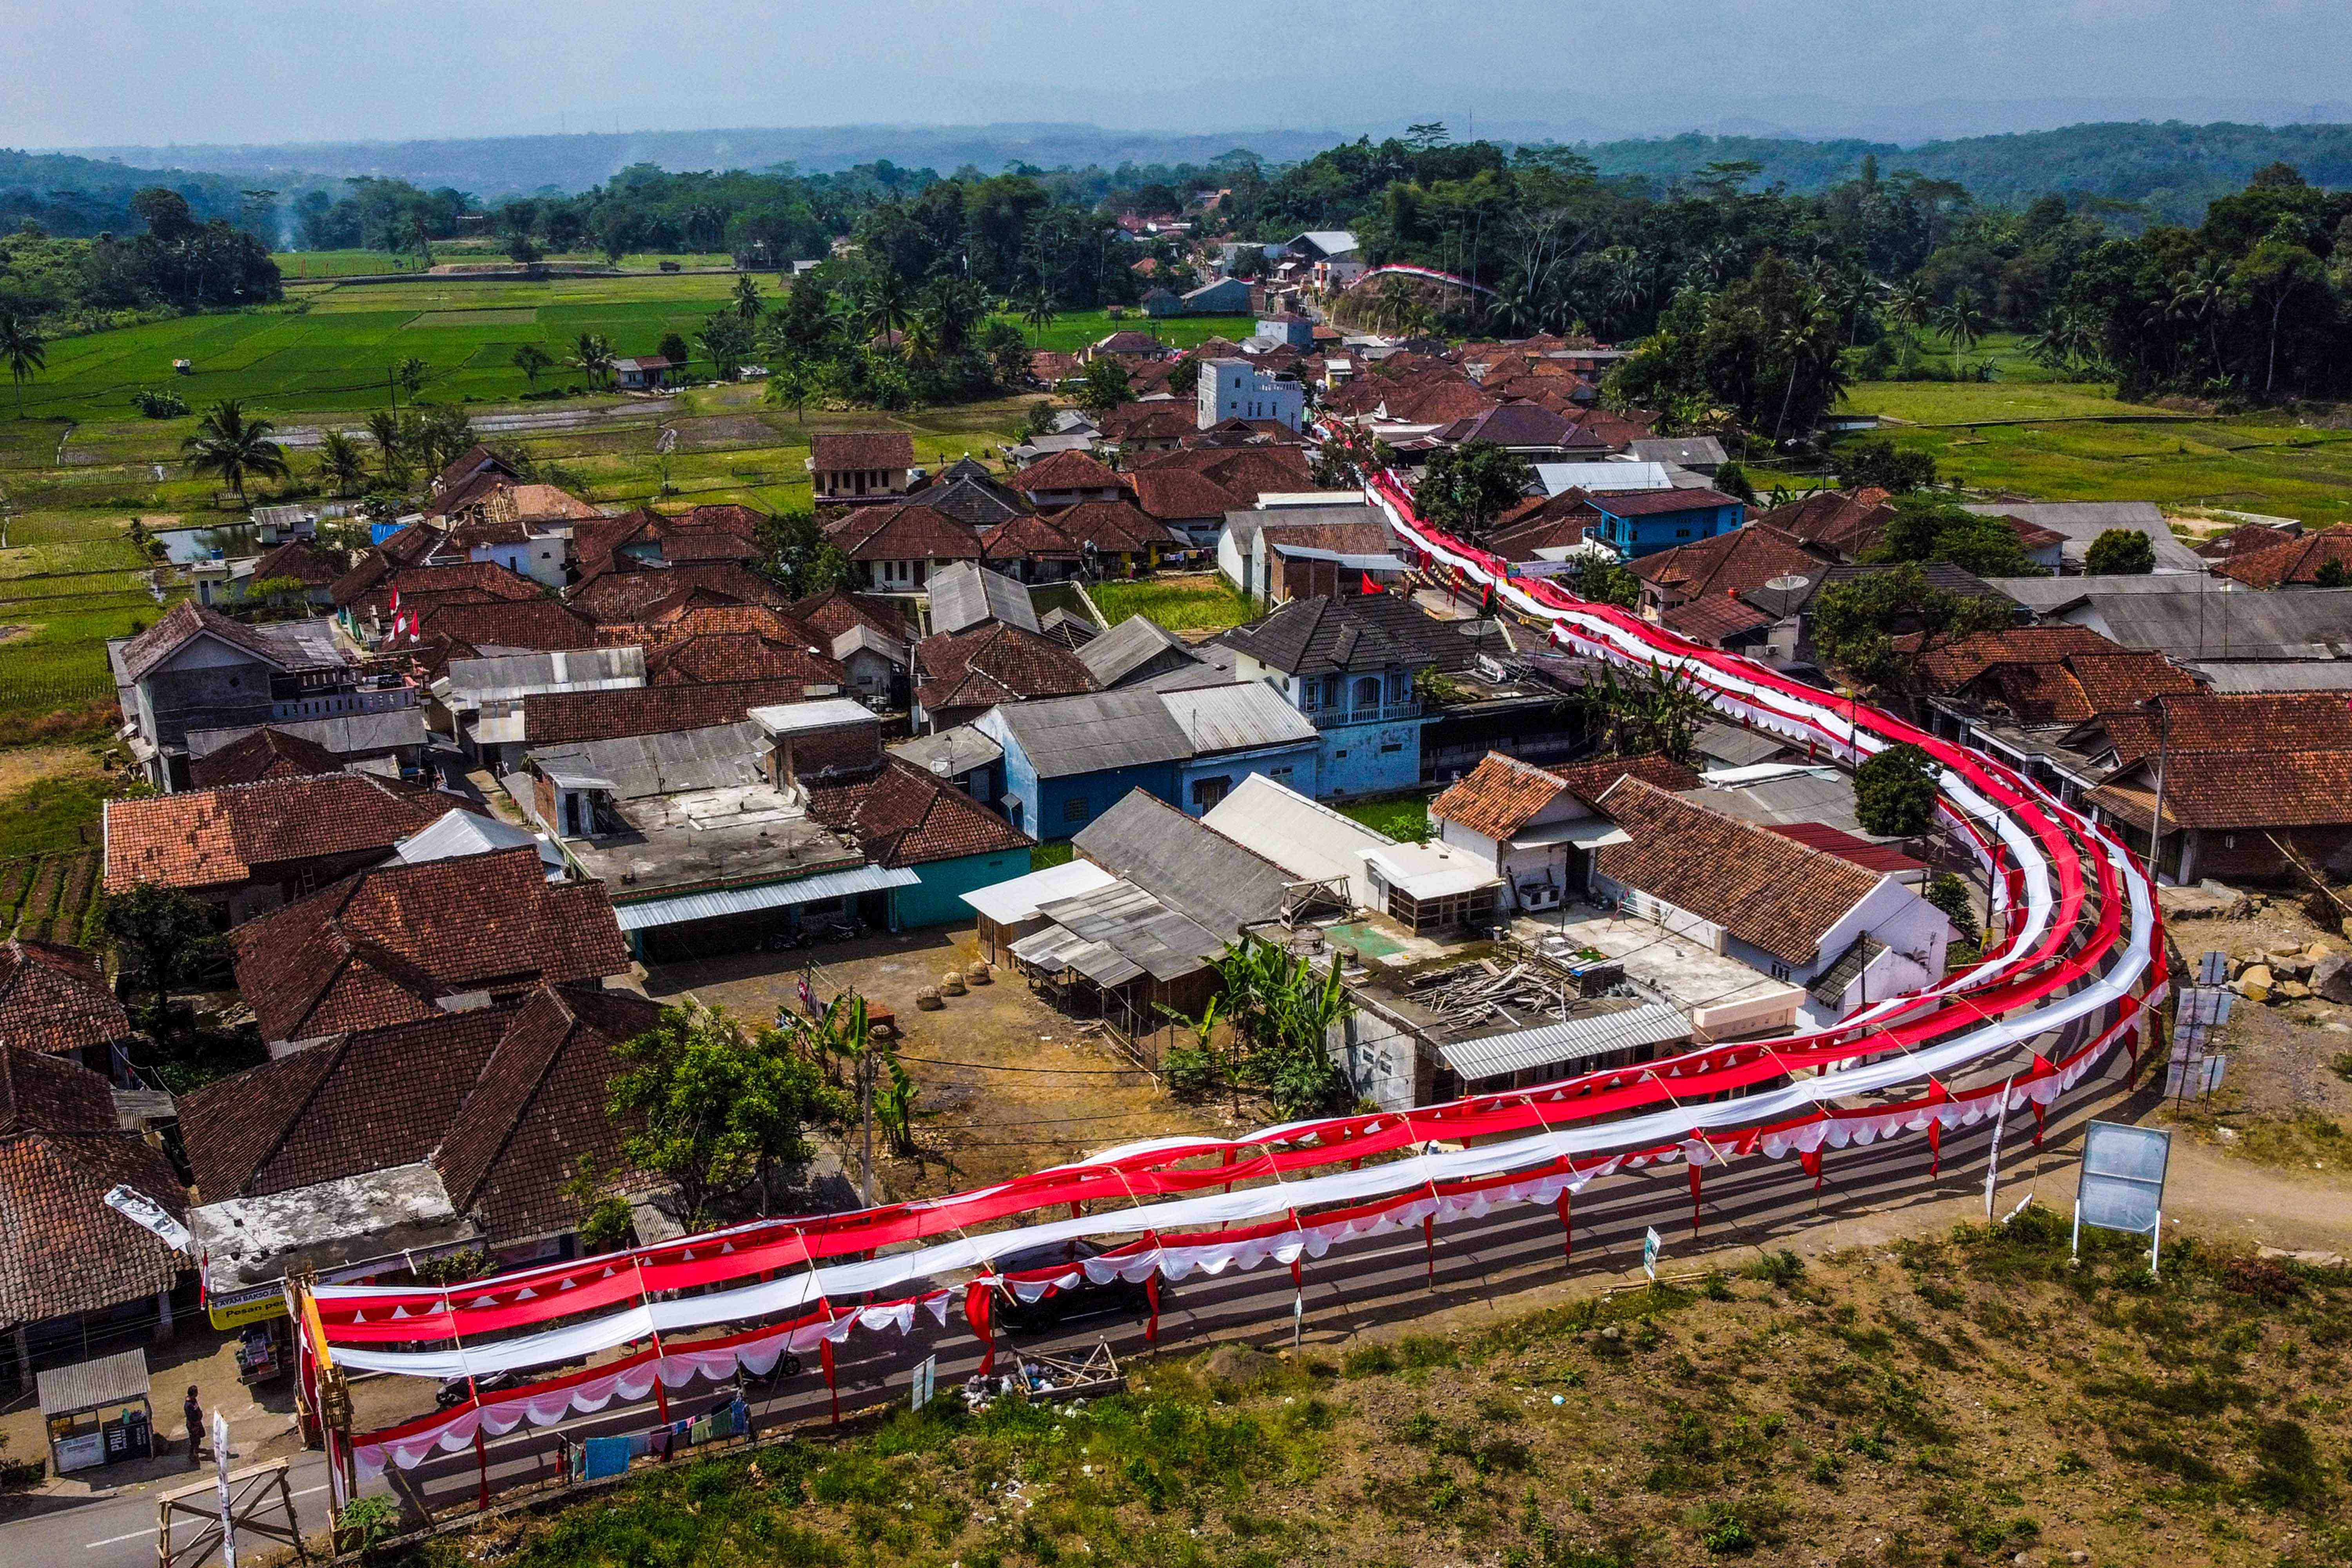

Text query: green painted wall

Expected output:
[894,848,1031,928]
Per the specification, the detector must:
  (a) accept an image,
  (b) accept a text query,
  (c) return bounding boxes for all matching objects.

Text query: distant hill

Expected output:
[1572,122,2352,223]
[0,147,262,235]
[36,119,2352,228]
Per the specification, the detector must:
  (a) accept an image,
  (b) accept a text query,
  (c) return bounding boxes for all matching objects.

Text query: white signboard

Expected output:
[1641,1226,1661,1281]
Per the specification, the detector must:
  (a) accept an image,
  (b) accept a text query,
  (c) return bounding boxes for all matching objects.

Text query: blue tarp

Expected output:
[583,1435,632,1480]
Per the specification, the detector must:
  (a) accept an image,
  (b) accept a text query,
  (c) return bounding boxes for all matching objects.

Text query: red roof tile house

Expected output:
[1592,778,1953,1024]
[824,501,985,593]
[2212,524,2352,588]
[103,772,457,922]
[809,431,916,502]
[1630,524,1826,616]
[230,846,632,1048]
[913,622,1099,732]
[1012,450,1127,509]
[1430,751,1700,915]
[0,1046,191,1369]
[178,982,668,1262]
[0,939,133,1079]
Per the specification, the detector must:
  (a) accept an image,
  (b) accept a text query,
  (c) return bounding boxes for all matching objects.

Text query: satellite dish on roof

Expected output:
[1764,574,1809,592]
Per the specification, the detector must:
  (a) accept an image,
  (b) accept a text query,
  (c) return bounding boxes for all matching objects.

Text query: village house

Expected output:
[825,501,984,592]
[808,431,916,501]
[102,771,460,923]
[1196,359,1305,432]
[0,938,134,1081]
[107,602,420,791]
[0,1046,191,1379]
[1430,752,1700,916]
[184,710,432,788]
[1218,504,1407,606]
[1578,487,1749,559]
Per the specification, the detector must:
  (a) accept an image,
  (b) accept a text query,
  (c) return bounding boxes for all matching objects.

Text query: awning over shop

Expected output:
[612,865,920,933]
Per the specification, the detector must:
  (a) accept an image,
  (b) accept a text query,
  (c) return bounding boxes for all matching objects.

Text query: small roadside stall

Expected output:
[38,1348,155,1474]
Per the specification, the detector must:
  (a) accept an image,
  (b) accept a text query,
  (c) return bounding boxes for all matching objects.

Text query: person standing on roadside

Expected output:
[183,1387,204,1468]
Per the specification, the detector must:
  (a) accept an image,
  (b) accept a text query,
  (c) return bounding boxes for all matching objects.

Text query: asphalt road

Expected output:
[3,1053,2131,1568]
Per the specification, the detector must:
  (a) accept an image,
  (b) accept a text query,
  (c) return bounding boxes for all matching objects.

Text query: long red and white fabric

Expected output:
[306,441,2163,1487]
[1350,263,1499,299]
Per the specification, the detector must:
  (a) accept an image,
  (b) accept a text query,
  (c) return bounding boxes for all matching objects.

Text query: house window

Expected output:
[1192,775,1232,809]
[1676,528,1691,537]
[1062,797,1089,824]
[1352,675,1381,710]
[879,559,916,588]
[1379,742,1403,754]
[1769,961,1790,981]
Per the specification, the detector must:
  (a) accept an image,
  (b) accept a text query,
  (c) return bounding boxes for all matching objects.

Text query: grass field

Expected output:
[1338,794,1431,842]
[381,1209,2352,1568]
[270,250,741,280]
[997,309,1258,354]
[1089,574,1258,634]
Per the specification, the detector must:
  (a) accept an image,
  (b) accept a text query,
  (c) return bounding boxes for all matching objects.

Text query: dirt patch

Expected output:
[677,414,785,448]
[0,741,105,798]
[645,926,1231,1197]
[0,623,31,645]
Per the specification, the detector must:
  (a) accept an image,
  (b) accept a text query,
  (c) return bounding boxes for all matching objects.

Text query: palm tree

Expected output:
[1020,287,1058,342]
[858,270,910,347]
[1934,293,1988,367]
[570,332,615,390]
[2168,258,2229,378]
[1771,287,1843,445]
[364,409,405,479]
[394,356,429,403]
[182,400,290,500]
[512,344,552,386]
[316,429,367,496]
[0,309,45,416]
[763,357,813,423]
[731,274,763,323]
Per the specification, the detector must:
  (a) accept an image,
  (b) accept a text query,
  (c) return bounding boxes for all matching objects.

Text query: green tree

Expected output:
[1077,354,1132,416]
[984,321,1033,387]
[364,408,406,480]
[763,356,815,423]
[1571,554,1640,609]
[607,1004,843,1226]
[731,272,764,323]
[0,307,46,416]
[1022,399,1056,439]
[699,311,755,381]
[1832,439,1937,494]
[411,403,475,474]
[758,508,850,596]
[316,428,367,496]
[393,356,430,403]
[1020,287,1058,341]
[1854,742,1940,839]
[512,343,553,386]
[1935,291,1988,367]
[570,332,615,390]
[2233,236,2326,395]
[181,399,290,499]
[656,331,691,371]
[1582,663,1710,764]
[2084,527,2156,575]
[2316,559,2351,589]
[102,883,218,1016]
[1415,440,1535,541]
[1926,871,1980,946]
[1867,496,2036,577]
[1811,562,2013,687]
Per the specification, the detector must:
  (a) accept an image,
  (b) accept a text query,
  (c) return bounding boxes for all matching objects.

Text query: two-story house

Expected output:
[107,602,418,791]
[808,431,916,502]
[1218,593,1476,799]
[1578,488,1748,559]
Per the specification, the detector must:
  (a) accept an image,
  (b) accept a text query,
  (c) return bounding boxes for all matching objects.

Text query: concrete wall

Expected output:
[1317,717,1426,799]
[471,539,568,588]
[141,640,278,747]
[1175,742,1318,814]
[895,847,1031,928]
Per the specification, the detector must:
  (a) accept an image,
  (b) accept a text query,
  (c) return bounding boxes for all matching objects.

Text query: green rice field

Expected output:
[995,309,1258,354]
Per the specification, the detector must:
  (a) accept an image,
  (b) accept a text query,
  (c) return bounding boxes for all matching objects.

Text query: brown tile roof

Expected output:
[187,726,344,789]
[1135,444,1316,503]
[980,514,1084,564]
[247,539,345,586]
[2075,691,2352,771]
[181,984,662,1243]
[1015,450,1124,494]
[1096,403,1198,442]
[229,847,632,1043]
[1913,625,2130,690]
[576,503,764,574]
[1029,350,1081,384]
[645,602,828,646]
[2092,749,2352,832]
[804,757,1033,867]
[0,940,129,1058]
[566,561,789,624]
[810,430,916,471]
[1759,487,1896,559]
[2062,652,2202,717]
[1631,524,1822,599]
[1093,330,1164,356]
[416,596,601,652]
[1432,752,1576,840]
[1584,486,1743,517]
[430,444,520,496]
[644,634,847,689]
[789,588,913,643]
[1124,466,1244,523]
[345,560,544,619]
[1660,594,1777,643]
[1918,627,2198,724]
[2196,522,2299,561]
[1044,499,1182,552]
[1593,779,1885,967]
[2212,524,2352,588]
[103,774,451,895]
[522,679,816,746]
[914,623,1098,716]
[1549,752,1704,799]
[118,601,295,682]
[0,1047,187,1320]
[823,502,984,563]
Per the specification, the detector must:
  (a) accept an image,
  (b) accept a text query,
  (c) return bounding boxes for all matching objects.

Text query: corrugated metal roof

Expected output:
[1010,923,1144,987]
[2191,659,2352,691]
[394,808,563,873]
[38,1348,150,1418]
[612,864,920,931]
[749,698,878,735]
[440,647,646,707]
[996,689,1194,779]
[892,724,1003,777]
[1201,774,1391,906]
[1079,615,1185,687]
[1265,544,1406,569]
[185,707,428,759]
[1158,682,1316,755]
[929,561,1038,635]
[1536,461,1672,497]
[1437,1002,1691,1083]
[528,720,768,800]
[1025,878,1226,982]
[1073,790,1295,935]
[1365,841,1504,900]
[960,859,1118,924]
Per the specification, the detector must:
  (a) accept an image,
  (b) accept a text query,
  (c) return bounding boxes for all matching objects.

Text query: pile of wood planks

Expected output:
[1405,957,1570,1036]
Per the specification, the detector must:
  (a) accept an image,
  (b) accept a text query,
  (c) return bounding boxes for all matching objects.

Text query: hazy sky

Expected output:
[9,0,2352,149]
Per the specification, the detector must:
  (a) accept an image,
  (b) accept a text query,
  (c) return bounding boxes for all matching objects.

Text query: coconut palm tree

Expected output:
[1020,286,1058,342]
[363,409,406,479]
[512,343,553,386]
[569,332,615,390]
[316,429,367,496]
[1935,292,1988,367]
[731,274,763,323]
[0,309,45,416]
[2168,258,2230,379]
[182,399,290,500]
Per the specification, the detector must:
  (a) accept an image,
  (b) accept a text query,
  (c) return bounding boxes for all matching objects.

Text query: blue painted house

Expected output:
[1220,594,1475,801]
[1581,488,1746,559]
[975,690,1192,838]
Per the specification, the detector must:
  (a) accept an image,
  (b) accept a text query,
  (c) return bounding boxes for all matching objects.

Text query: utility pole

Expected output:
[858,1048,875,1208]
[2145,694,2172,884]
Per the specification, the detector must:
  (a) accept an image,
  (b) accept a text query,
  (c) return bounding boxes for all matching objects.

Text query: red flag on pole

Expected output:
[1360,570,1380,596]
